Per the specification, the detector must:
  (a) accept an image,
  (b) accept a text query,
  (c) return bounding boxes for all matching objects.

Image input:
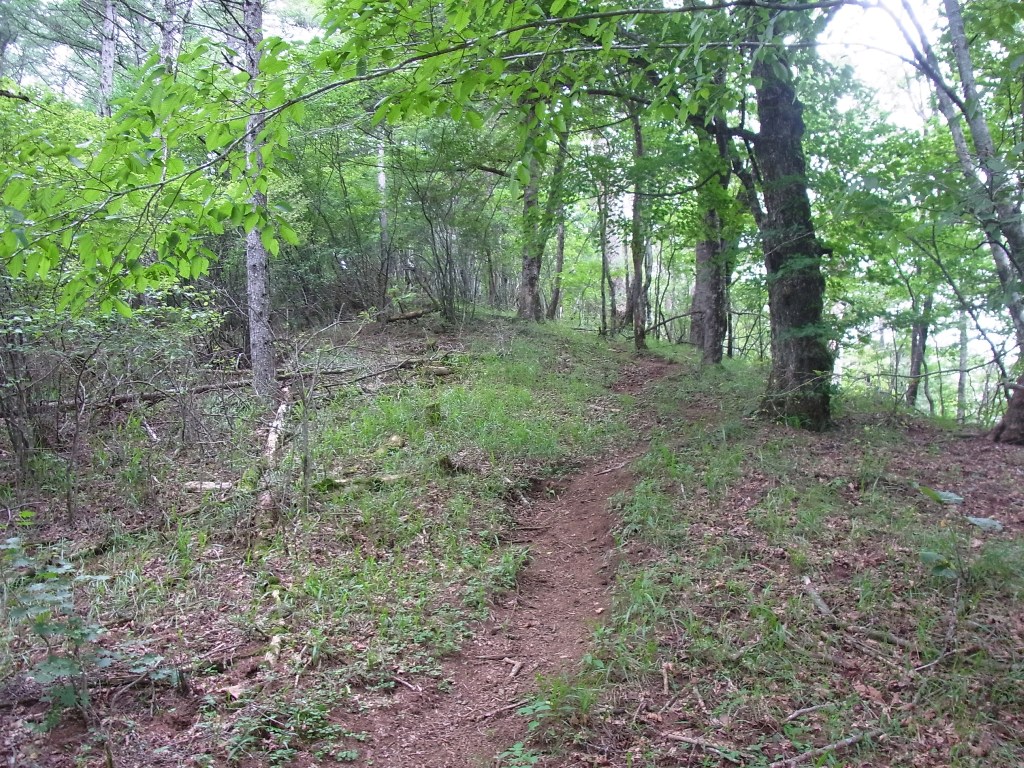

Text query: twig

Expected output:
[595,460,630,475]
[803,578,913,650]
[783,636,859,671]
[657,693,679,714]
[661,733,744,764]
[784,702,835,722]
[692,685,709,715]
[913,645,981,673]
[767,728,884,767]
[661,662,671,695]
[475,698,528,721]
[391,675,421,692]
[507,659,523,678]
[630,696,645,725]
[802,576,835,618]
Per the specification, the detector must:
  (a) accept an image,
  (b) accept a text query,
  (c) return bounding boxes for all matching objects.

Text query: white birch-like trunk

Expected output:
[242,0,275,398]
[957,311,969,424]
[892,0,1024,349]
[98,0,116,117]
[160,0,193,72]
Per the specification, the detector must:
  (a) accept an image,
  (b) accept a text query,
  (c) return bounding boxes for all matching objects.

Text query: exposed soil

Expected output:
[347,353,677,767]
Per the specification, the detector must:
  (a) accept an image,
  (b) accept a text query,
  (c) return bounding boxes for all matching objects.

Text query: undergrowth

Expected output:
[1,319,633,766]
[522,346,1024,768]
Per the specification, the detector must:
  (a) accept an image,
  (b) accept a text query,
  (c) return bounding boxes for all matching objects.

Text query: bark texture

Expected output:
[752,51,833,431]
[242,0,276,398]
[517,150,543,321]
[628,112,648,350]
[98,0,116,117]
[992,378,1024,444]
[689,208,729,365]
[159,0,192,71]
[518,127,568,322]
[905,294,933,407]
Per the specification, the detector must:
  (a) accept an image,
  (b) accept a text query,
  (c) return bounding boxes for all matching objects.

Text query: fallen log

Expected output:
[384,308,435,322]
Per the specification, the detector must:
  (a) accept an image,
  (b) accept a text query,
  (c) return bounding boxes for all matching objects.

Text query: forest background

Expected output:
[2,0,1024,445]
[2,1,1024,767]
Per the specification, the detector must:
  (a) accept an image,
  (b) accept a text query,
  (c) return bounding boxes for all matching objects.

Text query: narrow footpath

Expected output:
[353,356,678,767]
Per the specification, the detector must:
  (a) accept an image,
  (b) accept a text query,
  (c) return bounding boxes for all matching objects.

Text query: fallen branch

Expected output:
[661,733,744,764]
[803,577,913,650]
[595,459,630,476]
[52,367,361,410]
[913,644,981,673]
[475,698,529,721]
[392,675,421,692]
[767,728,884,768]
[784,702,836,722]
[384,308,435,322]
[783,635,859,671]
[802,577,835,618]
[68,358,453,411]
[183,481,234,493]
[257,392,291,513]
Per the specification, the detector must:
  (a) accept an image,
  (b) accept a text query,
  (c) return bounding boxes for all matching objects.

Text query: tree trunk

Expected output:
[752,50,833,431]
[377,136,392,309]
[598,192,609,335]
[956,311,968,423]
[98,0,116,117]
[941,0,1024,270]
[517,149,543,321]
[992,378,1024,443]
[0,337,36,480]
[628,111,647,350]
[905,294,933,407]
[545,131,570,321]
[546,219,566,321]
[898,0,1024,349]
[690,203,730,364]
[518,126,567,322]
[242,0,276,399]
[159,0,192,71]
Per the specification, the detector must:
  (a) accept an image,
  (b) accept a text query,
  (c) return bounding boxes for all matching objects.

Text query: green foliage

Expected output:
[0,537,108,725]
[225,693,364,765]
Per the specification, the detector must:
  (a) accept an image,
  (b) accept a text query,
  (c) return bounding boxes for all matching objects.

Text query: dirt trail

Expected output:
[354,356,677,767]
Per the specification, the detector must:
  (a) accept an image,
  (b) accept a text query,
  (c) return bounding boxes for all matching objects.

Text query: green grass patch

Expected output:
[525,353,1024,768]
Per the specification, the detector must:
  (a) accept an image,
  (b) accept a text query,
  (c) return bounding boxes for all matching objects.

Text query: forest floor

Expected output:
[1,318,1023,768]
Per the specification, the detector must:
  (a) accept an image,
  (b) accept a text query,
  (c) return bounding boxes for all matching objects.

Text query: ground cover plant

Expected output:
[515,347,1024,767]
[4,321,1022,768]
[1,318,634,766]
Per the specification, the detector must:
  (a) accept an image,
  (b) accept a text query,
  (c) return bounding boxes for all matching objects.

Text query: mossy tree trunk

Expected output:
[752,50,833,430]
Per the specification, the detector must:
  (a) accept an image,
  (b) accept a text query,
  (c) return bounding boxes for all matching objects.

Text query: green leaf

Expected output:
[920,550,958,580]
[516,164,531,186]
[261,228,279,256]
[279,223,299,246]
[243,211,260,233]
